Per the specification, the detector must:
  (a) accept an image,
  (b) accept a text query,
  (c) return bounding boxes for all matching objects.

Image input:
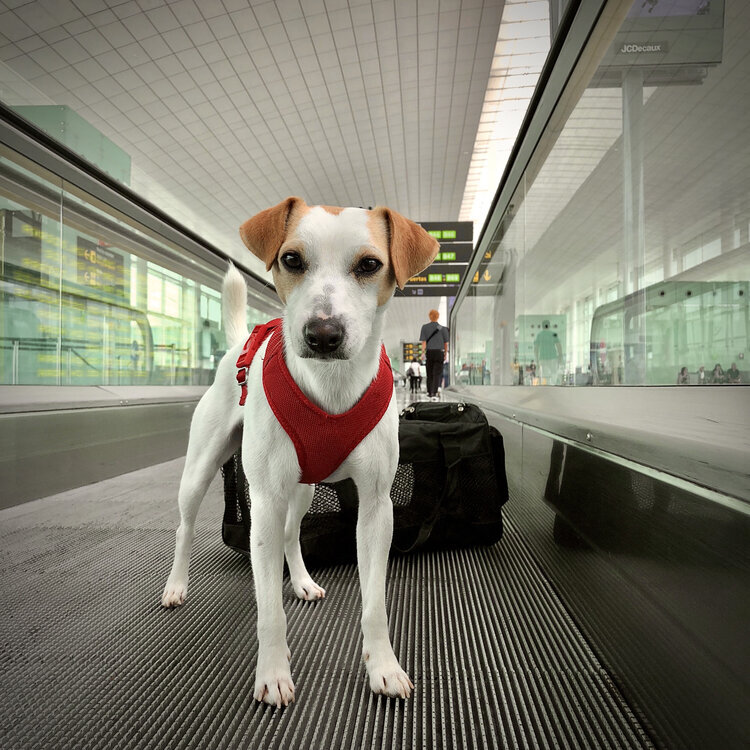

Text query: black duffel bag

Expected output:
[221,401,508,567]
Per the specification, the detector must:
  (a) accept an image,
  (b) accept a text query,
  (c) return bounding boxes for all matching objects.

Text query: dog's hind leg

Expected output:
[284,484,326,601]
[161,390,241,608]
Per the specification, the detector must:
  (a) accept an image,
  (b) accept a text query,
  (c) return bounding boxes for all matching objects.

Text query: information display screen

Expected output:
[402,341,421,363]
[403,222,473,297]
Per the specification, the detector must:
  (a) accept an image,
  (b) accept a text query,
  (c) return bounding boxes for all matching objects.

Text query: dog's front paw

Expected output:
[254,665,295,708]
[161,577,188,609]
[161,579,188,608]
[364,652,413,699]
[254,646,295,707]
[291,574,326,601]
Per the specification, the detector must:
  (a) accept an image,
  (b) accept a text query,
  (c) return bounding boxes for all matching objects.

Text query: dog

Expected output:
[161,197,439,707]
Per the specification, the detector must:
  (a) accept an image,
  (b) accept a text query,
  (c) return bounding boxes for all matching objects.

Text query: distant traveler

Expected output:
[726,362,741,384]
[534,320,563,385]
[406,358,421,394]
[420,310,449,400]
[677,366,689,385]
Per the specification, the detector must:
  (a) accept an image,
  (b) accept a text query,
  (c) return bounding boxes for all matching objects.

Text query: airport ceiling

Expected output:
[0,0,540,283]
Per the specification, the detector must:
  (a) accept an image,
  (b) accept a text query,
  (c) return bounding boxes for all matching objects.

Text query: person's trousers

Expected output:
[425,349,444,396]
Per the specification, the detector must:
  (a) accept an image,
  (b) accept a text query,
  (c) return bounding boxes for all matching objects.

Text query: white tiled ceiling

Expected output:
[0,0,506,283]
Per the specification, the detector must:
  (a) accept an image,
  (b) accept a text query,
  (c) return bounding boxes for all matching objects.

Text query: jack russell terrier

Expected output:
[161,197,439,707]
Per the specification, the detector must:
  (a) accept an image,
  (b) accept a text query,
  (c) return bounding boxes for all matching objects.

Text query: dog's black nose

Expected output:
[304,318,344,354]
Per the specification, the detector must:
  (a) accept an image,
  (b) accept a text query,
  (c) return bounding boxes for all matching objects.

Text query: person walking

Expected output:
[406,358,420,395]
[534,319,563,385]
[420,309,449,399]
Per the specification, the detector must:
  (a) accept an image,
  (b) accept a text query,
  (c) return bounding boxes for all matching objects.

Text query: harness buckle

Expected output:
[236,366,249,387]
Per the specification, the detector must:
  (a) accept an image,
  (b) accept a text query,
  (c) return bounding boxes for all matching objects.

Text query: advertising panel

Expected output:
[597,0,724,83]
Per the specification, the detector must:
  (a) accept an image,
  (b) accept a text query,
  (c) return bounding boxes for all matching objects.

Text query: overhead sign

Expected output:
[1,209,42,285]
[419,222,473,242]
[402,341,421,363]
[600,0,724,70]
[77,237,125,299]
[402,221,473,298]
[432,242,473,264]
[465,240,504,296]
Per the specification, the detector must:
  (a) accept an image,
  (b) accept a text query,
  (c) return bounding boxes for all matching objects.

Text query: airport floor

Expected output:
[0,389,656,749]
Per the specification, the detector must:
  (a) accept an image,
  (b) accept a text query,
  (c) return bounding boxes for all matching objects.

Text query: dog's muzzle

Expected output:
[303,317,345,356]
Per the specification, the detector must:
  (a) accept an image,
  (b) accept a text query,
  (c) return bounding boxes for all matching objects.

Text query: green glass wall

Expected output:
[0,153,268,386]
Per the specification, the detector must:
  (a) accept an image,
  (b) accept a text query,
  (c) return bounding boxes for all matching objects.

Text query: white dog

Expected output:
[161,197,439,707]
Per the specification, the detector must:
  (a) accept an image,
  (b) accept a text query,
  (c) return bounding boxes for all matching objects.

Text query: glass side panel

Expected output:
[454,0,749,386]
[0,155,266,386]
[0,163,63,385]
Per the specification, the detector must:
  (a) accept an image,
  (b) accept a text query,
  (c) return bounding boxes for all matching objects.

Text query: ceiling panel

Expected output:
[0,0,505,277]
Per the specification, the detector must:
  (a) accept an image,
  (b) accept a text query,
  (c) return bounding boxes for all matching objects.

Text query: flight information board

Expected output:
[402,341,421,364]
[402,222,473,297]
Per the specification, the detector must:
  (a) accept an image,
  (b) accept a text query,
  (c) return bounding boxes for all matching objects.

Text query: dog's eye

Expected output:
[355,257,382,276]
[280,251,304,272]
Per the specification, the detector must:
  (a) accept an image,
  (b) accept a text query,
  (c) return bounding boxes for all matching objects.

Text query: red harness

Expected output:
[236,319,393,484]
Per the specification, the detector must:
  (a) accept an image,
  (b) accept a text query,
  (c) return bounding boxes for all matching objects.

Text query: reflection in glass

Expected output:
[454,0,749,386]
[0,155,265,386]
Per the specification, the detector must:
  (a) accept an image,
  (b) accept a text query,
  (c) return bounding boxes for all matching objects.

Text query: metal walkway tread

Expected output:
[0,458,654,749]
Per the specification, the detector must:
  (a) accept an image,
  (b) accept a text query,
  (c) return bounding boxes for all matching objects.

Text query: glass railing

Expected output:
[452,0,748,387]
[0,152,275,387]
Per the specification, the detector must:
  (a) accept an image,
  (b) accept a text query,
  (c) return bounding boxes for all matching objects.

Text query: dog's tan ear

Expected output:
[375,207,440,290]
[239,197,305,270]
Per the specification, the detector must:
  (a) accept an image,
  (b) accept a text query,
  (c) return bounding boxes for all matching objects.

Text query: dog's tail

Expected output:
[222,263,249,349]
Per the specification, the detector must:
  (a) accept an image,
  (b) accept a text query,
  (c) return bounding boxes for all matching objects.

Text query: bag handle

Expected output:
[393,432,462,554]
